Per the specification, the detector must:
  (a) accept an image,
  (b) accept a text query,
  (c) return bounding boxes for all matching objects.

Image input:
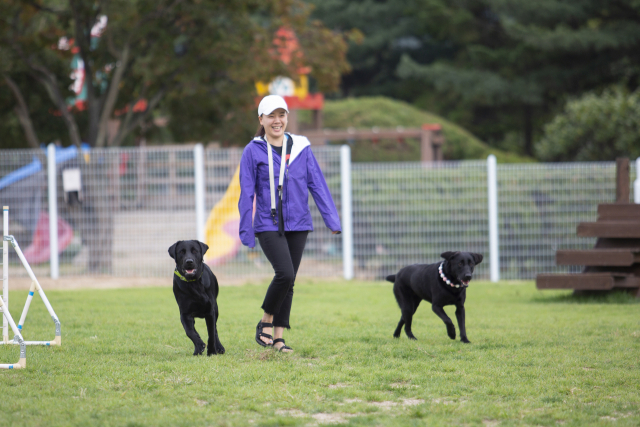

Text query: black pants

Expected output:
[256,231,308,329]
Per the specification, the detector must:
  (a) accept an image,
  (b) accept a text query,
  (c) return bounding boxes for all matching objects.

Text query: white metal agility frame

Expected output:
[0,296,26,369]
[1,206,61,348]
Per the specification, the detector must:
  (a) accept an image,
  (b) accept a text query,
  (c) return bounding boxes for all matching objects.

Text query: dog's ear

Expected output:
[197,241,209,258]
[168,241,180,260]
[440,251,460,261]
[472,253,483,264]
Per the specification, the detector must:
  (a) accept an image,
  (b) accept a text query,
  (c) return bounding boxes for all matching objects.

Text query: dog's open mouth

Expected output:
[185,268,196,275]
[462,280,470,286]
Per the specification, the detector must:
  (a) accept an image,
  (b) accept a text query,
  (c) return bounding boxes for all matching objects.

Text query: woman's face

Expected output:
[259,108,288,140]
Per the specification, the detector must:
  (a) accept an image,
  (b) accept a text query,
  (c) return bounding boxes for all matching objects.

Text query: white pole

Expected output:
[194,144,206,243]
[3,206,8,343]
[635,157,640,204]
[47,144,59,280]
[487,155,500,282]
[340,145,354,280]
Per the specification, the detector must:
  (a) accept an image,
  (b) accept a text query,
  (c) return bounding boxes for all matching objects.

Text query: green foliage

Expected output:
[318,97,532,162]
[332,0,640,157]
[0,0,350,148]
[307,0,446,99]
[535,88,640,161]
[1,282,639,426]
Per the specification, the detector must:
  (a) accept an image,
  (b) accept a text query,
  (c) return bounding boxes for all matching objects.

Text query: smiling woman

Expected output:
[239,95,342,353]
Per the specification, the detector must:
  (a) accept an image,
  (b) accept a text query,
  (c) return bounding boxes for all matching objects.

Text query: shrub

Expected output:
[535,88,640,161]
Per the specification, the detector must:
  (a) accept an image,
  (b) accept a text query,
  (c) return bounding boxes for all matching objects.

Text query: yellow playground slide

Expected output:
[204,166,243,265]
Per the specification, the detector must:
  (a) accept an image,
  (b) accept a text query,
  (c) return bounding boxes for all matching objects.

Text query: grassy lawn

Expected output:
[0,280,638,427]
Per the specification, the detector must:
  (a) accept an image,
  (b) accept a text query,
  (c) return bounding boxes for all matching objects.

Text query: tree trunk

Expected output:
[68,152,116,274]
[3,74,40,149]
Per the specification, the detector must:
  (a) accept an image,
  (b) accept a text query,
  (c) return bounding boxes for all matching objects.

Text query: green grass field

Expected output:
[0,280,638,427]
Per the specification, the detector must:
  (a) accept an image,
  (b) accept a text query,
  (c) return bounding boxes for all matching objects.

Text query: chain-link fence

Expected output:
[497,162,631,280]
[351,161,490,280]
[0,145,343,282]
[0,145,635,282]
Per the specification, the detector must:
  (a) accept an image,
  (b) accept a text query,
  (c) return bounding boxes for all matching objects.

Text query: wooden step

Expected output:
[598,204,640,220]
[577,221,640,238]
[536,273,640,290]
[556,249,640,266]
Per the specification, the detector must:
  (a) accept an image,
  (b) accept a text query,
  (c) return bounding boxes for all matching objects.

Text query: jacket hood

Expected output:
[251,133,311,165]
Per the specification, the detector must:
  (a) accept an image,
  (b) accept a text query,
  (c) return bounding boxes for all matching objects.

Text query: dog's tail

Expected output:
[385,274,396,283]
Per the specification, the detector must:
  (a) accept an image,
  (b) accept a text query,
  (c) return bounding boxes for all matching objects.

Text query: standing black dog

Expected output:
[386,251,483,343]
[168,240,225,355]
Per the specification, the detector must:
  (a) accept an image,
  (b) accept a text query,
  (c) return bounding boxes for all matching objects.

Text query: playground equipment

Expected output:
[0,145,84,264]
[203,167,242,265]
[537,158,640,297]
[1,206,62,348]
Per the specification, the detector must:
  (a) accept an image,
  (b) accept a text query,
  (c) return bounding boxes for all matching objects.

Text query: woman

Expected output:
[238,95,341,352]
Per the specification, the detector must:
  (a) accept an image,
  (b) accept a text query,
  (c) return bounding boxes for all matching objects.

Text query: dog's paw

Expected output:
[408,336,418,341]
[208,343,226,355]
[461,337,471,344]
[446,323,456,340]
[193,342,206,356]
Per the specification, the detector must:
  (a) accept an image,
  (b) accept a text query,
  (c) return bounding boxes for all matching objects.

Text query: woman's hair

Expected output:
[255,124,266,137]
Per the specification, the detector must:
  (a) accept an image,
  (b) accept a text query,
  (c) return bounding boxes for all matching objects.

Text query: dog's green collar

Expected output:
[174,269,202,282]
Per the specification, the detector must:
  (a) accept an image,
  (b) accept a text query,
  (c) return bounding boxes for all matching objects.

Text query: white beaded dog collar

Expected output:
[438,262,466,288]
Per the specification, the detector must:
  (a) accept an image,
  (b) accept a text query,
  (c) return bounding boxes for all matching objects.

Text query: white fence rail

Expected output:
[0,145,635,282]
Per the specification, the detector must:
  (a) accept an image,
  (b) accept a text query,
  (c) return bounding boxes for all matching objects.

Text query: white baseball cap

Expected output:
[258,95,289,117]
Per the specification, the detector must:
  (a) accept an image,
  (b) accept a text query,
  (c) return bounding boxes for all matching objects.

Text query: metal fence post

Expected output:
[635,157,640,204]
[3,206,8,341]
[47,143,59,280]
[194,144,206,242]
[340,145,354,280]
[487,155,499,282]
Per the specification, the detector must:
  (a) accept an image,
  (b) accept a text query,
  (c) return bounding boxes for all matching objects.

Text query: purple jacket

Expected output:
[238,134,341,248]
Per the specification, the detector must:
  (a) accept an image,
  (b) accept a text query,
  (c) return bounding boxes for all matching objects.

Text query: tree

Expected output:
[535,87,640,161]
[0,0,349,148]
[307,0,448,99]
[397,0,640,156]
[0,0,349,272]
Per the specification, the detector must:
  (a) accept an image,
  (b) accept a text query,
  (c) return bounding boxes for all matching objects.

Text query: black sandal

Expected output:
[273,338,293,352]
[256,321,273,347]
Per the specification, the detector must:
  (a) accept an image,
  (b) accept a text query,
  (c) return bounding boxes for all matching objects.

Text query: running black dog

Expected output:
[386,251,483,343]
[168,240,225,355]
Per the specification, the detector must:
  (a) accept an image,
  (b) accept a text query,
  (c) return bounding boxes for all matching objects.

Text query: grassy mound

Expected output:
[313,97,532,163]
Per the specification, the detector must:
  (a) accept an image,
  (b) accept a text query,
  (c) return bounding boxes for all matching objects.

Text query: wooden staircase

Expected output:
[536,158,640,297]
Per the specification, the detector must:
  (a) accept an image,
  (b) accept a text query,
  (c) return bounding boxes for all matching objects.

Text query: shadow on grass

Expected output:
[533,290,640,305]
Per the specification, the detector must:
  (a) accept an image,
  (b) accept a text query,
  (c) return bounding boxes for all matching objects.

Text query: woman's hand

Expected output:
[332,230,341,235]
